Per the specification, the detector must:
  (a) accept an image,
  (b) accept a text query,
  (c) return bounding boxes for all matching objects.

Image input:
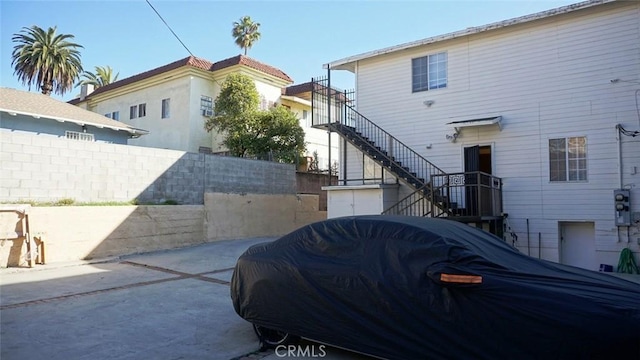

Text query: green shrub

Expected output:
[54,198,75,206]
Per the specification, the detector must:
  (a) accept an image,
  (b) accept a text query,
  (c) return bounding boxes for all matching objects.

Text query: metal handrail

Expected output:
[312,76,446,193]
[312,76,502,219]
[430,171,503,217]
[382,184,432,216]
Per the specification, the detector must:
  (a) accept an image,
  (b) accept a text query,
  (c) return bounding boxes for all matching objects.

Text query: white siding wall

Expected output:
[349,2,640,266]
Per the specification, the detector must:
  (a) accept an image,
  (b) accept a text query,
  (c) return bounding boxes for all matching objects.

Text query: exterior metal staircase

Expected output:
[311,75,503,234]
[311,76,452,217]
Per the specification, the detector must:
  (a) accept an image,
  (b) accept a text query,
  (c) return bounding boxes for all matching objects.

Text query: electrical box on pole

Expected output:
[613,189,631,226]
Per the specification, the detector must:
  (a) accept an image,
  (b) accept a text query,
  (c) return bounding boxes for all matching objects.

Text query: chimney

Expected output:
[80,84,94,100]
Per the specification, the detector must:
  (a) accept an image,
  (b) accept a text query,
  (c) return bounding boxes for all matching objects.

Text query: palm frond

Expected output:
[232,16,261,55]
[76,65,119,88]
[11,25,83,96]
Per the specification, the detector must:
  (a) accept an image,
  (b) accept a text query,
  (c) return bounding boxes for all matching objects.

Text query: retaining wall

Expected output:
[0,194,325,268]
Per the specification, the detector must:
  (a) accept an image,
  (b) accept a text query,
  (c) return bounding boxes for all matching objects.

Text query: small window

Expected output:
[130,105,137,119]
[162,98,170,119]
[138,103,146,117]
[111,111,119,121]
[200,95,213,116]
[549,136,587,182]
[412,52,447,92]
[302,110,311,127]
[259,95,267,111]
[66,130,94,142]
[104,113,111,118]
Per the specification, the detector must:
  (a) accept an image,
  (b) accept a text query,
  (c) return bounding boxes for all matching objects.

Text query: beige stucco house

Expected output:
[69,55,338,171]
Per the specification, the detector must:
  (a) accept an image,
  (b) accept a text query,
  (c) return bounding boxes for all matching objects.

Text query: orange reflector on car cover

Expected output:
[440,274,483,284]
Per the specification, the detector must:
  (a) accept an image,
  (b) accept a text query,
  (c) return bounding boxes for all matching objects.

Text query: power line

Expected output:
[145,0,194,57]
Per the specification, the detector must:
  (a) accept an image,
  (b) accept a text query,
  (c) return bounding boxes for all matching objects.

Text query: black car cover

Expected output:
[231,215,640,360]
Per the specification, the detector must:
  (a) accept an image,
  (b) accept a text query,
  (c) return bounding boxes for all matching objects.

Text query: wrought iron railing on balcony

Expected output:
[383,172,502,218]
[430,171,503,218]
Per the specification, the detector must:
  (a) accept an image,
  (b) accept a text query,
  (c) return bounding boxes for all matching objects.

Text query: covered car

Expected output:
[231,215,640,359]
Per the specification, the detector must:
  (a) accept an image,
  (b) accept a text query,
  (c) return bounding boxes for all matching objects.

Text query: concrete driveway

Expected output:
[0,238,369,360]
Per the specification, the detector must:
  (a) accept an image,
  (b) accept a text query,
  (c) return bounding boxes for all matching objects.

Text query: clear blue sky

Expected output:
[1,0,577,101]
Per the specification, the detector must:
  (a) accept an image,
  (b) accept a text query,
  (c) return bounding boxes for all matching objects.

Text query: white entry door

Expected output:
[560,222,596,271]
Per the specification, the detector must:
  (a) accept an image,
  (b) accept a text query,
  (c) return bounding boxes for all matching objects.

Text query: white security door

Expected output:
[560,222,596,271]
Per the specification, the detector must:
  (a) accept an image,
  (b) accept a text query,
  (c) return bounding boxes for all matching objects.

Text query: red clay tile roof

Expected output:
[212,55,292,83]
[69,55,292,104]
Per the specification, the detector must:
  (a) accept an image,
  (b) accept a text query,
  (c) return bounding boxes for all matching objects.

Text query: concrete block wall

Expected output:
[0,131,296,204]
[205,156,295,195]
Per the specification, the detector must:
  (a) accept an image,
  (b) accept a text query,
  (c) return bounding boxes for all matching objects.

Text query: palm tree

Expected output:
[232,16,261,56]
[11,25,83,96]
[76,66,119,88]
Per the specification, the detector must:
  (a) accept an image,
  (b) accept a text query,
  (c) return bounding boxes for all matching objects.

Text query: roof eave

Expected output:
[0,108,147,135]
[325,0,618,70]
[280,95,311,107]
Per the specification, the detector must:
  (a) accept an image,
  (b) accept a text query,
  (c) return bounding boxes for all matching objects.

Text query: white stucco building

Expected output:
[314,0,640,271]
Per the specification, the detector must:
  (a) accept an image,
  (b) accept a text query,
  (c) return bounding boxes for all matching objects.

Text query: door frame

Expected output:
[558,221,597,270]
[461,142,495,175]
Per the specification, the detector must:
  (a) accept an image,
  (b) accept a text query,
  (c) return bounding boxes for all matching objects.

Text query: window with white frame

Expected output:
[549,136,587,182]
[161,98,170,118]
[259,95,267,110]
[130,103,146,119]
[302,110,310,127]
[105,111,119,120]
[412,52,447,92]
[200,95,213,116]
[66,130,94,142]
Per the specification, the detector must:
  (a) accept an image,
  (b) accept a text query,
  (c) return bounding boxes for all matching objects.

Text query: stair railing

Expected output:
[312,76,457,217]
[382,184,433,217]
